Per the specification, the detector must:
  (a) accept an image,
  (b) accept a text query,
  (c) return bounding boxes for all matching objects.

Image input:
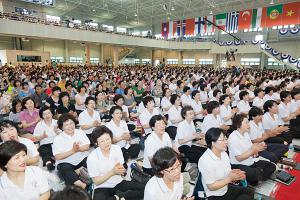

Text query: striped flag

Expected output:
[176,20,181,36]
[194,17,206,35]
[252,8,262,28]
[226,11,239,32]
[216,13,227,30]
[169,21,173,37]
[206,15,215,33]
[182,20,186,36]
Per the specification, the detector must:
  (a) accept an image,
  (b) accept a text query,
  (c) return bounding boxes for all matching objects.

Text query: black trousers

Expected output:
[265,131,293,144]
[93,180,145,200]
[231,160,276,185]
[57,157,87,185]
[121,144,141,162]
[38,143,54,166]
[178,145,206,163]
[259,143,288,163]
[206,184,254,200]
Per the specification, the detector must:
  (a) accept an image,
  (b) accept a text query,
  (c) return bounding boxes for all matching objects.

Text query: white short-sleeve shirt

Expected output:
[33,119,58,145]
[263,94,273,103]
[252,97,264,109]
[175,120,196,147]
[202,114,222,134]
[278,102,291,125]
[143,131,172,168]
[237,100,251,114]
[0,166,49,200]
[191,100,203,119]
[161,97,172,113]
[139,108,160,135]
[18,137,39,158]
[52,129,90,165]
[262,112,279,130]
[228,130,255,166]
[144,174,183,200]
[87,145,124,189]
[181,94,192,106]
[167,106,182,127]
[106,120,129,148]
[220,105,232,125]
[200,91,208,104]
[79,109,101,135]
[198,149,231,197]
[249,121,264,140]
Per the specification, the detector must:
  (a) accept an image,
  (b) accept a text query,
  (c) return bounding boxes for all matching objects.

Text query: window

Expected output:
[255,34,263,41]
[102,24,114,32]
[241,58,260,66]
[183,59,195,65]
[46,15,60,23]
[199,58,213,65]
[134,59,140,64]
[69,57,83,63]
[90,57,99,64]
[51,56,64,63]
[268,58,283,66]
[116,27,126,33]
[167,59,178,65]
[272,25,294,30]
[141,59,151,64]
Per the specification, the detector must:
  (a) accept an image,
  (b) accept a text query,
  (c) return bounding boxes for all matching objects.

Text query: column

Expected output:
[0,0,3,12]
[261,53,267,70]
[151,49,155,67]
[178,51,183,66]
[113,46,119,67]
[100,44,104,65]
[64,40,69,63]
[85,43,90,64]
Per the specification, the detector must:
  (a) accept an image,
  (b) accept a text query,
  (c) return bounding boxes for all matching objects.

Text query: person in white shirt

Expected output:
[87,126,144,200]
[278,91,297,126]
[248,107,288,163]
[210,89,221,102]
[262,100,292,144]
[139,96,160,135]
[252,88,264,109]
[219,94,237,126]
[198,128,253,200]
[34,106,61,171]
[180,86,192,106]
[199,84,209,109]
[144,147,193,200]
[289,88,300,138]
[78,96,101,142]
[167,94,183,127]
[75,86,88,114]
[52,113,90,189]
[106,106,140,161]
[263,87,274,103]
[142,115,175,175]
[176,106,206,163]
[0,120,39,166]
[237,91,251,115]
[191,90,205,122]
[113,94,130,121]
[202,101,229,134]
[208,83,217,100]
[161,88,172,114]
[0,141,50,200]
[228,114,276,185]
[169,78,177,93]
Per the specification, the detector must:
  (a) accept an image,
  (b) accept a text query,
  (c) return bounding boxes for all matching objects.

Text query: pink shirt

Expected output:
[19,109,39,133]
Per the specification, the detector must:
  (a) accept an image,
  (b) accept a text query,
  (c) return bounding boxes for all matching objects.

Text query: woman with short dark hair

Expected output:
[0,141,50,200]
[87,126,144,200]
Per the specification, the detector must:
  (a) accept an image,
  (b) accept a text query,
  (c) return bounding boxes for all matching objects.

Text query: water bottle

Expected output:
[288,144,294,159]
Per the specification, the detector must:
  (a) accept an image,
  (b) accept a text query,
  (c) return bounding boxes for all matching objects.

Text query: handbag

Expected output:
[130,163,151,184]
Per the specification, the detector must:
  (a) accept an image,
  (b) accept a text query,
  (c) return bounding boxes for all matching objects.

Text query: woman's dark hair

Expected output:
[263,100,277,113]
[205,128,223,149]
[181,106,193,119]
[264,86,274,95]
[149,115,164,128]
[162,88,170,97]
[77,85,85,93]
[199,84,207,91]
[52,86,61,94]
[232,114,247,130]
[191,90,200,99]
[239,91,249,100]
[113,94,124,105]
[170,94,179,105]
[59,91,70,104]
[85,96,96,105]
[280,91,291,101]
[39,105,55,119]
[213,89,221,97]
[254,88,263,97]
[151,147,180,178]
[124,86,132,95]
[91,125,113,147]
[143,96,154,107]
[22,82,29,87]
[249,107,263,120]
[206,101,219,114]
[0,140,27,171]
[0,120,20,140]
[57,113,77,130]
[219,94,229,105]
[21,96,35,109]
[50,186,91,200]
[109,105,123,116]
[11,99,22,114]
[183,86,190,93]
[13,80,21,87]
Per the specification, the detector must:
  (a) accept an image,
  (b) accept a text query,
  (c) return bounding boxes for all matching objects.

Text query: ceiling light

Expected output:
[171,6,174,11]
[134,13,137,17]
[209,10,213,15]
[269,0,274,5]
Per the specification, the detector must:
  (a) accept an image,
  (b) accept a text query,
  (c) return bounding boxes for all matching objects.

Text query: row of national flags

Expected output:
[162,2,300,38]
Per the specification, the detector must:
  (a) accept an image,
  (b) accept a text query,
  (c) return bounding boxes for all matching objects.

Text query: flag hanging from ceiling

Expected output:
[182,20,186,36]
[262,4,283,27]
[169,21,173,37]
[226,11,239,32]
[194,17,206,35]
[161,22,169,38]
[176,20,181,36]
[185,18,195,36]
[252,8,263,28]
[238,9,252,30]
[206,15,215,33]
[215,13,227,30]
[282,2,300,25]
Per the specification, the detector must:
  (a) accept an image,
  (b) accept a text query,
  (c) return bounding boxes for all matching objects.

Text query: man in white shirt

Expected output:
[139,96,160,135]
[180,86,192,106]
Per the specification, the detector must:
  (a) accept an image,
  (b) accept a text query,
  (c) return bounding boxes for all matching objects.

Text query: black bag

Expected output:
[130,163,151,184]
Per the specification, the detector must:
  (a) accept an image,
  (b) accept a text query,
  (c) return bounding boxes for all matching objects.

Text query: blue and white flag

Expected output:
[182,20,186,36]
[226,11,239,32]
[194,17,206,35]
[176,20,181,36]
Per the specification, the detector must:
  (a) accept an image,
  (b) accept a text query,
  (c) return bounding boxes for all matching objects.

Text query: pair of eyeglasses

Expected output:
[217,137,228,142]
[164,162,182,174]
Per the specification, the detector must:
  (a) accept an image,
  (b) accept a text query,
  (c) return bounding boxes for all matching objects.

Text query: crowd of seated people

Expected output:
[0,63,299,200]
